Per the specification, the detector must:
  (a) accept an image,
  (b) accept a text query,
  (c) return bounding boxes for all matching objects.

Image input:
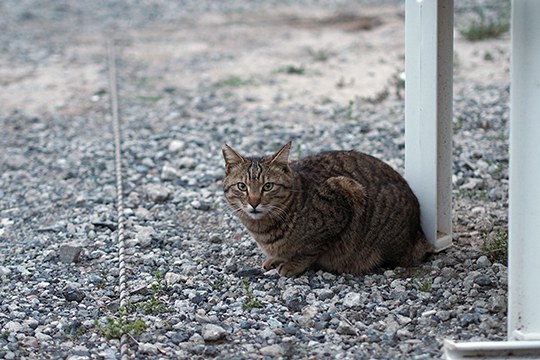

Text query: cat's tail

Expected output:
[324,176,367,218]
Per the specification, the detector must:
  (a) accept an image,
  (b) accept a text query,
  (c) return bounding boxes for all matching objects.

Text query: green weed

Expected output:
[346,100,354,120]
[138,95,163,102]
[296,143,303,159]
[482,230,508,265]
[307,47,332,62]
[94,316,147,340]
[483,51,494,61]
[277,65,305,75]
[241,278,262,310]
[138,271,168,314]
[415,278,433,293]
[215,75,253,88]
[365,88,390,105]
[63,323,86,340]
[212,277,225,290]
[460,7,510,41]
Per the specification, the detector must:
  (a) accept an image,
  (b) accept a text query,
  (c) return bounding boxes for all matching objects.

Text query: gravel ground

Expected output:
[1,1,510,359]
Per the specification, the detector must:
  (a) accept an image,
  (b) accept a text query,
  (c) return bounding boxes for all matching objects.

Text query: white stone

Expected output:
[202,324,227,341]
[144,184,171,203]
[161,164,179,181]
[343,292,363,307]
[0,266,11,276]
[3,321,23,333]
[134,226,155,248]
[476,255,492,268]
[164,272,184,286]
[138,343,158,355]
[168,140,185,153]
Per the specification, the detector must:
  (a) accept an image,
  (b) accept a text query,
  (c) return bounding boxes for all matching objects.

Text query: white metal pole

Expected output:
[405,0,453,251]
[444,0,540,357]
[508,0,540,342]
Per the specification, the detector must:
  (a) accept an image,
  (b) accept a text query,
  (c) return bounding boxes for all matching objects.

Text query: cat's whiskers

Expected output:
[228,204,245,217]
[267,204,290,223]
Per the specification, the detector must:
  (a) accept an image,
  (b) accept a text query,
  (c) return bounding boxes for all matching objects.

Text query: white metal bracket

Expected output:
[444,340,540,359]
[405,0,453,251]
[507,0,540,342]
[440,0,540,358]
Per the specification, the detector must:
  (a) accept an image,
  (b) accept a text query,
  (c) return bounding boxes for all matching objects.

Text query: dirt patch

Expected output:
[0,4,509,117]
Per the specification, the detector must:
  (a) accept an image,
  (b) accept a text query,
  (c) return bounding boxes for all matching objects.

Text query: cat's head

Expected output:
[222,142,296,221]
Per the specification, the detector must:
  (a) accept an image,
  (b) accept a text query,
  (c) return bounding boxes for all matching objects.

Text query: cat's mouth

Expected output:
[245,207,266,220]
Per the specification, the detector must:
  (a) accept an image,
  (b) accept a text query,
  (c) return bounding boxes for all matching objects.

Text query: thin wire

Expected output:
[107,39,131,360]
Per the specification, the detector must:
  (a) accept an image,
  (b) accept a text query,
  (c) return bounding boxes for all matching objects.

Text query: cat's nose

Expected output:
[248,198,261,209]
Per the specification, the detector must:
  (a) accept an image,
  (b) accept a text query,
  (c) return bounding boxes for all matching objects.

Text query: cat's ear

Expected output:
[268,142,292,167]
[222,144,246,173]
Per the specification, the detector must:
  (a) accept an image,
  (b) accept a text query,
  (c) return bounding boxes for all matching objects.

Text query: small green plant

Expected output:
[215,75,253,88]
[95,271,108,289]
[152,270,163,285]
[454,116,466,131]
[365,88,390,105]
[414,278,432,292]
[96,279,106,289]
[63,323,86,340]
[277,65,305,75]
[94,272,169,340]
[460,7,510,41]
[138,271,168,314]
[138,292,166,314]
[346,100,354,120]
[307,47,332,62]
[241,278,262,310]
[212,277,225,290]
[482,230,508,265]
[390,71,405,99]
[296,143,303,159]
[94,316,147,340]
[138,95,163,102]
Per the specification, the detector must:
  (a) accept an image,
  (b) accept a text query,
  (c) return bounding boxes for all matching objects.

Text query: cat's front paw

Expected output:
[262,257,308,276]
[262,257,283,271]
[276,263,306,277]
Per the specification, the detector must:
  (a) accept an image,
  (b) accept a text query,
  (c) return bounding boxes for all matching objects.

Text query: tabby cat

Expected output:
[222,142,432,276]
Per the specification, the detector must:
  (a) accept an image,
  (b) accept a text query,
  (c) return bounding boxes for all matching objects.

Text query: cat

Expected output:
[222,142,432,276]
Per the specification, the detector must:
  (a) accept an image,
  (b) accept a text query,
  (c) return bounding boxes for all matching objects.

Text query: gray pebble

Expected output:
[58,245,83,263]
[260,344,285,357]
[202,324,227,342]
[63,288,86,302]
[133,225,155,248]
[314,288,334,300]
[144,184,171,203]
[342,292,363,307]
[336,322,357,336]
[476,256,492,268]
[474,274,492,287]
[161,164,179,181]
[0,266,11,276]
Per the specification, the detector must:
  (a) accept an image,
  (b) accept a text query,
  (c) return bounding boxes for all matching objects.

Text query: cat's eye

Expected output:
[237,182,248,191]
[263,182,274,191]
